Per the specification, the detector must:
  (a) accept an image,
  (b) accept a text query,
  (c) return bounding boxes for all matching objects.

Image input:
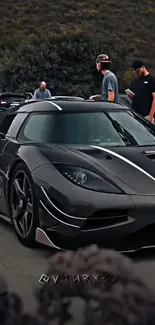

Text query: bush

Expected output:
[0,246,155,325]
[0,34,128,97]
[36,245,155,325]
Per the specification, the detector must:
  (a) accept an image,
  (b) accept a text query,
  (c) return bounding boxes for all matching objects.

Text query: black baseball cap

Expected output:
[132,59,145,71]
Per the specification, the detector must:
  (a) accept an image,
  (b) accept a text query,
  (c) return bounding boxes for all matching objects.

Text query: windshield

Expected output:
[18,109,155,147]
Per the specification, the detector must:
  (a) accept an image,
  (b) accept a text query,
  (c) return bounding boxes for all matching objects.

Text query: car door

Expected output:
[0,113,17,201]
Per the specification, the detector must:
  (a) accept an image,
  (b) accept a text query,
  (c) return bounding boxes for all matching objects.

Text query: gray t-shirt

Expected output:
[101,71,119,102]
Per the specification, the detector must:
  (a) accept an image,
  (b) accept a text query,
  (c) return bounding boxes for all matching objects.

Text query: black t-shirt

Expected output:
[131,74,155,116]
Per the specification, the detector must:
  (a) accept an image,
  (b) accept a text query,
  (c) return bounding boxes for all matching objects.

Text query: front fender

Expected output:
[17,145,50,172]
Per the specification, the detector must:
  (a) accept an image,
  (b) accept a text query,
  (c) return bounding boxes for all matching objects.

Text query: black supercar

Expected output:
[1,100,155,252]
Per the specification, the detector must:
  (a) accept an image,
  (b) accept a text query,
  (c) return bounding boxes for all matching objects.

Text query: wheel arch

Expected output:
[7,159,27,200]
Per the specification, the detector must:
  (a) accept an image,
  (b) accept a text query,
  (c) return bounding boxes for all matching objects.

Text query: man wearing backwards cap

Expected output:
[89,54,119,102]
[34,81,51,99]
[129,60,155,122]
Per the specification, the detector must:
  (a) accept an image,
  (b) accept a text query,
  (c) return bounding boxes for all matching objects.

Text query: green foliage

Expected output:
[145,7,155,14]
[0,34,128,97]
[1,0,155,95]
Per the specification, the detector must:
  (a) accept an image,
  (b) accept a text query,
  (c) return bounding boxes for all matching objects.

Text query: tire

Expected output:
[8,162,39,247]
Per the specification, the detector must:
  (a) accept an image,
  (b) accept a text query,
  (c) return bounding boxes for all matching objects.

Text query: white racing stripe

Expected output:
[91,145,155,181]
[44,101,62,110]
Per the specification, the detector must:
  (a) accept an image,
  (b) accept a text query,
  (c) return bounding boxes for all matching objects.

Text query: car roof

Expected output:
[51,96,84,100]
[17,100,129,113]
[0,92,25,97]
[26,96,84,102]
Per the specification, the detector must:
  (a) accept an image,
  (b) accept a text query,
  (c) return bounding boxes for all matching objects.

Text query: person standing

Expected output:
[129,60,155,122]
[33,81,51,99]
[89,54,119,102]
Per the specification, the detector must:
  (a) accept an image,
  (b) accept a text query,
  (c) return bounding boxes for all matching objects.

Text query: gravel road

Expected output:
[0,219,155,313]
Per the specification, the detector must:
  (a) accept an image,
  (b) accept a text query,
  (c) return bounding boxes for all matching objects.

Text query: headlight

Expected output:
[54,164,123,193]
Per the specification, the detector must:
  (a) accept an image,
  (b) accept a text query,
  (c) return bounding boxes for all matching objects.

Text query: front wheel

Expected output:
[9,162,39,247]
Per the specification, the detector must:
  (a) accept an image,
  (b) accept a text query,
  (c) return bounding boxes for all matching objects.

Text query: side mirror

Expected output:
[0,132,5,140]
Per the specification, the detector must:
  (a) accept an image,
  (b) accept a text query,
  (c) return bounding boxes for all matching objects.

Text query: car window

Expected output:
[18,112,125,145]
[17,110,155,147]
[109,110,155,145]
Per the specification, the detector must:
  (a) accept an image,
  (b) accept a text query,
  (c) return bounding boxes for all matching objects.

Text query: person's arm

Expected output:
[108,91,114,101]
[107,76,115,101]
[47,90,51,98]
[148,79,155,121]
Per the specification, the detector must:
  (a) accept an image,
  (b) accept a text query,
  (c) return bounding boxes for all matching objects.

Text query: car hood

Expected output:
[38,144,155,195]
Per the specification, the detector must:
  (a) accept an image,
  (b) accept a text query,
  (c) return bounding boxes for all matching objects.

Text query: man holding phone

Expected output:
[126,60,155,122]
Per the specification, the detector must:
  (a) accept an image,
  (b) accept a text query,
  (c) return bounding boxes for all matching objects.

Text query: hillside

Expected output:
[0,0,155,96]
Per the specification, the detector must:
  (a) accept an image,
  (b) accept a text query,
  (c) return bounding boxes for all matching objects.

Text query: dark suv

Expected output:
[0,92,26,111]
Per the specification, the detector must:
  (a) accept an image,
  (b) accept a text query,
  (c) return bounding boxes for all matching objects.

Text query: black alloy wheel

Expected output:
[9,163,39,247]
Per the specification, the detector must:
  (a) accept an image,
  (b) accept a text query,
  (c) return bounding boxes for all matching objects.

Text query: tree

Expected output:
[0,34,128,97]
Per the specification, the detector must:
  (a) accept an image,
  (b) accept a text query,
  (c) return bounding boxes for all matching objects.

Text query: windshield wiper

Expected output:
[104,112,138,145]
[113,120,138,145]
